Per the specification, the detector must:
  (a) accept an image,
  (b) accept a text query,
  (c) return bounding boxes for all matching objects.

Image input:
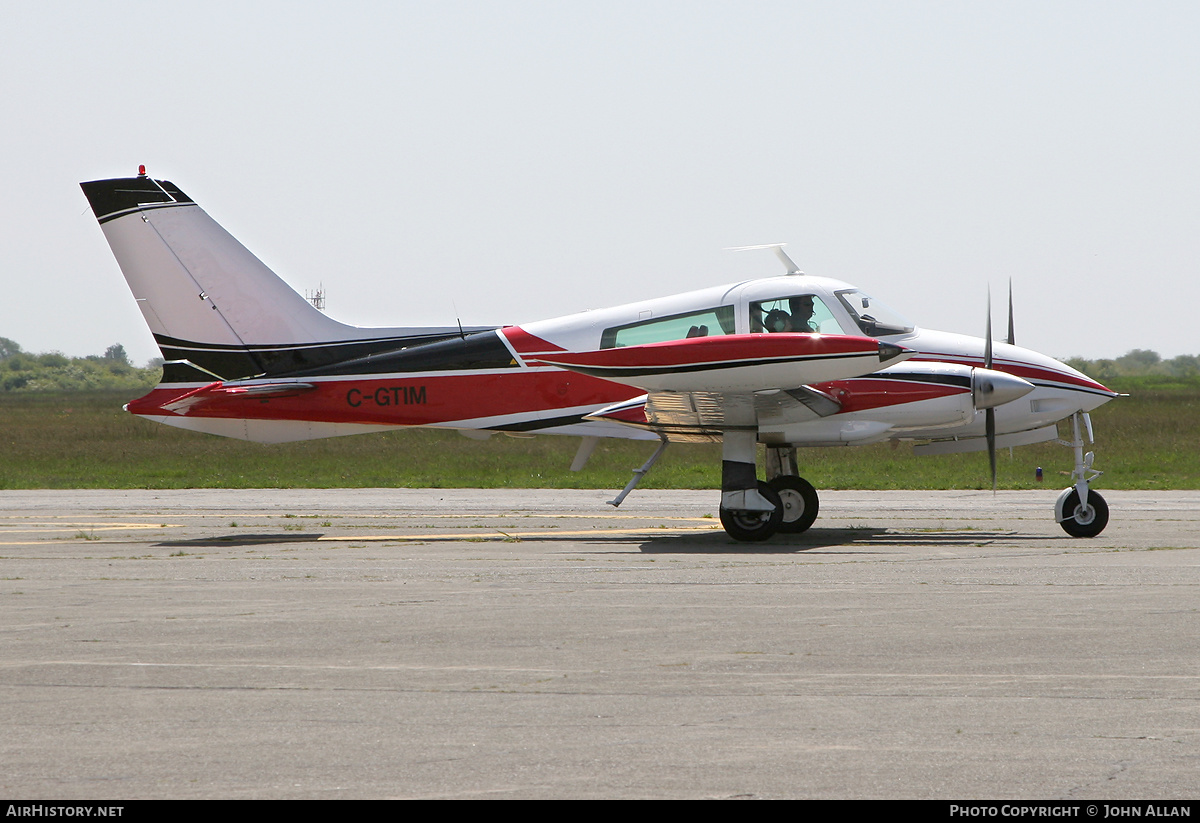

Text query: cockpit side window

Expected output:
[750,294,841,334]
[834,290,914,336]
[600,305,737,349]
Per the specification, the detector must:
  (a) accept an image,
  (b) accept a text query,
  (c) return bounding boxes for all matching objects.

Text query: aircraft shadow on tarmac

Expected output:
[638,526,1044,554]
[152,526,1042,553]
[156,533,326,548]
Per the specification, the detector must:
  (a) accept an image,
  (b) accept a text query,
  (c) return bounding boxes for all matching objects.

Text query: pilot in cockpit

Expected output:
[788,295,815,333]
[754,294,817,333]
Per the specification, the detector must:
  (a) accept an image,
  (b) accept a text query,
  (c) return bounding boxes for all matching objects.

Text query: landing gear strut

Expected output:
[719,431,782,541]
[1055,411,1108,537]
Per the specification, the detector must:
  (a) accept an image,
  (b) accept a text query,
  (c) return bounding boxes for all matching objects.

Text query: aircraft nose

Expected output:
[972,367,1035,410]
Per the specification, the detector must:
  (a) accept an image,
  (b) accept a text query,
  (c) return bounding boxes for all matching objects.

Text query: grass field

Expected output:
[1,377,1196,490]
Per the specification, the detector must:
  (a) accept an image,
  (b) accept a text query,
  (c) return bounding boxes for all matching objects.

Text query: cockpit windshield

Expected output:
[835,289,914,336]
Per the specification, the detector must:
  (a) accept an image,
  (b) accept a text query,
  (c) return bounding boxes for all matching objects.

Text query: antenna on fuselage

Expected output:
[450,298,467,340]
[726,243,803,276]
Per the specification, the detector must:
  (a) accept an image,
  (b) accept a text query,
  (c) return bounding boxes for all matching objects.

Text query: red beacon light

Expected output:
[137,165,146,177]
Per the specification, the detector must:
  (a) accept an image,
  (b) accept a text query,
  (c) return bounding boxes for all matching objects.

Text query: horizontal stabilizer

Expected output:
[149,381,318,415]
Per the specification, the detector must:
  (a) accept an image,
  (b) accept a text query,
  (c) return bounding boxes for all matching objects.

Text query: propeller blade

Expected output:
[984,289,993,370]
[1006,279,1015,346]
[986,407,997,493]
[984,288,997,492]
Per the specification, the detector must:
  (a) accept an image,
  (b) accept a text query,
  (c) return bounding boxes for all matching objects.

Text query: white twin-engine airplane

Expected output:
[81,169,1118,542]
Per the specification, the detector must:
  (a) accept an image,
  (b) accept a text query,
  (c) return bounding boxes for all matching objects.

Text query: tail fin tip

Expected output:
[80,175,194,224]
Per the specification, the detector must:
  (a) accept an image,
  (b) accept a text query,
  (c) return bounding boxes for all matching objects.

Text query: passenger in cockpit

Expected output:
[763,309,792,332]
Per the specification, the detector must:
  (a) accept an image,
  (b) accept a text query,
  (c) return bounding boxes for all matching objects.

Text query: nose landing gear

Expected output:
[1055,411,1108,537]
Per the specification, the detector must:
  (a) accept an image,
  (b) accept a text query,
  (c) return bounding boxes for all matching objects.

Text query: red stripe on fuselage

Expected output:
[128,371,641,427]
[533,333,883,371]
[909,354,1114,395]
[500,326,566,356]
[813,377,967,414]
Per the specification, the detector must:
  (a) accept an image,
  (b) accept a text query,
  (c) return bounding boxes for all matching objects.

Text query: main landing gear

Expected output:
[719,481,783,541]
[1055,411,1109,537]
[718,442,819,542]
[764,445,820,534]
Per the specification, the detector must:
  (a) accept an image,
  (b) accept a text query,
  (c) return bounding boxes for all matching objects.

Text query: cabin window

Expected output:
[750,294,841,334]
[600,305,737,349]
[835,289,914,336]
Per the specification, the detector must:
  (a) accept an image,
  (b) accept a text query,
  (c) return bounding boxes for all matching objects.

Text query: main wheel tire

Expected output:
[1059,489,1109,537]
[767,476,820,534]
[719,482,783,542]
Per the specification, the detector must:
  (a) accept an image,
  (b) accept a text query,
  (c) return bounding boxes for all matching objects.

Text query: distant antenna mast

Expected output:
[305,284,326,312]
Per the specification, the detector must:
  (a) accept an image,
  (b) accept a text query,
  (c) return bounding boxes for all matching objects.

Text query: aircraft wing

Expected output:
[586,386,843,443]
[531,333,911,393]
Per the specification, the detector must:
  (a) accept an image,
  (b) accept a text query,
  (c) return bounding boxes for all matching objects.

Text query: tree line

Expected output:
[1063,350,1200,382]
[0,337,160,392]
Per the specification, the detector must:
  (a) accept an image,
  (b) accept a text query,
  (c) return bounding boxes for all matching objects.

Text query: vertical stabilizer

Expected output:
[81,173,479,382]
[81,175,354,350]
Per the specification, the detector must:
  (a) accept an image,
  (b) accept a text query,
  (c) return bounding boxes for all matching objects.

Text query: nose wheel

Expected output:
[1056,488,1109,537]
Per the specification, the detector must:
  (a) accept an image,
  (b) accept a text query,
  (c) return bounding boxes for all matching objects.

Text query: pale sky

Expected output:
[2,1,1196,367]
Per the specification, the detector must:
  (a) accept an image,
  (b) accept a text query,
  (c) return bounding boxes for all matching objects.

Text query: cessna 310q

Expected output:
[80,169,1118,541]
